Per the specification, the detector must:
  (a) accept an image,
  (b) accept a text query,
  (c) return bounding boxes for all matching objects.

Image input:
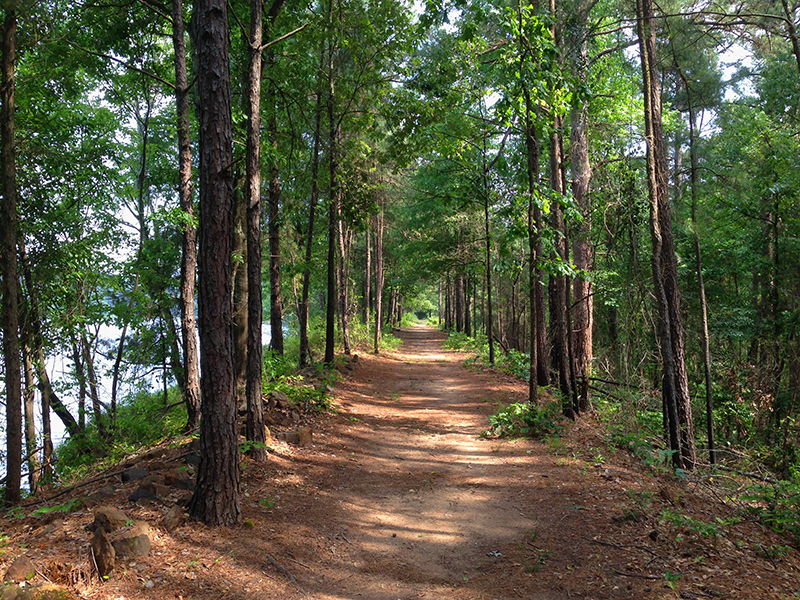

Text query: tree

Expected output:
[636,0,696,469]
[189,0,240,525]
[2,4,22,505]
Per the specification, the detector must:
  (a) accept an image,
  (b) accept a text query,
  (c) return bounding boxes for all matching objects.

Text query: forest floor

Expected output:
[3,326,800,599]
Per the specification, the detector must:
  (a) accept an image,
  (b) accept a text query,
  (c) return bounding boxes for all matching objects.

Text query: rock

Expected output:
[163,468,193,490]
[87,485,116,504]
[111,522,151,558]
[4,556,36,583]
[128,488,160,505]
[90,506,130,533]
[276,428,312,446]
[290,409,301,423]
[276,430,300,444]
[121,467,149,483]
[268,390,290,407]
[298,426,313,446]
[42,519,63,538]
[0,582,79,599]
[162,504,186,531]
[91,527,115,578]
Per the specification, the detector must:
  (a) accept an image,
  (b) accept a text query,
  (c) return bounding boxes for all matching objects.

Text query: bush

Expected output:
[483,401,565,439]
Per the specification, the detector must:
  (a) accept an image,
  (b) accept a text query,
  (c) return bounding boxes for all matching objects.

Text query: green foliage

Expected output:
[740,480,800,544]
[56,387,187,481]
[483,401,564,439]
[31,498,85,517]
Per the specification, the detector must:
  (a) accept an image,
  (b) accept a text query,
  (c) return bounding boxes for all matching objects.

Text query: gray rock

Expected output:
[121,467,149,483]
[111,522,151,558]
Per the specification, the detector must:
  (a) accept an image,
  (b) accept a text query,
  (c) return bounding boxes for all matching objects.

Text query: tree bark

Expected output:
[189,0,241,525]
[324,6,339,366]
[244,0,268,461]
[1,7,22,505]
[637,0,695,469]
[373,202,385,353]
[172,0,201,431]
[299,48,325,368]
[266,47,284,356]
[22,337,39,493]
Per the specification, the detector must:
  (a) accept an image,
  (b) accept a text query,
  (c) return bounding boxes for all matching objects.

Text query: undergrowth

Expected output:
[483,401,564,439]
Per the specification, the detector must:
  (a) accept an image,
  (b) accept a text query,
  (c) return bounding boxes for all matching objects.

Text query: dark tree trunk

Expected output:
[549,118,574,416]
[299,48,324,368]
[524,93,541,404]
[337,221,352,354]
[232,172,248,403]
[637,0,695,469]
[172,0,201,431]
[189,0,241,525]
[324,13,339,366]
[244,0,268,461]
[1,7,22,505]
[373,202,385,353]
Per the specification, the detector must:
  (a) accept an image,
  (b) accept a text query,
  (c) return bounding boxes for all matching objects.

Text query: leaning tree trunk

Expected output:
[637,0,695,469]
[189,0,241,525]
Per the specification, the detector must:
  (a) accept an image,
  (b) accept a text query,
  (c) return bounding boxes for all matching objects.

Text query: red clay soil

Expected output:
[3,326,800,599]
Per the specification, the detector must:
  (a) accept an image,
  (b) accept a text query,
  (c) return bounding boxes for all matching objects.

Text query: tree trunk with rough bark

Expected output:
[637,0,695,469]
[172,0,201,431]
[1,7,22,505]
[189,0,241,525]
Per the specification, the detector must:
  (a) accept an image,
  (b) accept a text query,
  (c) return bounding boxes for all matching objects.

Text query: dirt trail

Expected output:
[9,325,800,600]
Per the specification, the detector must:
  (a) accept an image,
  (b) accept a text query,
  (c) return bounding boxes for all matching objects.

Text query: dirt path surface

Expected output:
[5,326,800,600]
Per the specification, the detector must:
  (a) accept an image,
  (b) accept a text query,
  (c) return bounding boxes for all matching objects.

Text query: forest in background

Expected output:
[1,0,799,525]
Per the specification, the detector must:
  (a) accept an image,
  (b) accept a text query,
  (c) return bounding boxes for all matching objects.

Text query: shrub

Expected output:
[483,401,564,439]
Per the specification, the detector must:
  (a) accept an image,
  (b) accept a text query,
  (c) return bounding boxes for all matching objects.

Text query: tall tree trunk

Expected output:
[172,0,201,431]
[189,0,241,525]
[524,91,541,404]
[70,336,87,430]
[21,338,39,493]
[686,94,715,465]
[299,48,324,368]
[373,201,385,353]
[637,0,695,469]
[337,220,352,354]
[483,165,495,366]
[365,226,372,330]
[244,0,268,461]
[324,8,339,366]
[266,48,284,355]
[80,328,105,436]
[232,173,248,402]
[568,0,593,411]
[2,6,22,505]
[549,117,574,415]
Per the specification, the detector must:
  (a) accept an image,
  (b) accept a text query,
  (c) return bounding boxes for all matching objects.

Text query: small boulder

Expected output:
[162,504,186,531]
[91,528,115,578]
[298,426,313,446]
[128,488,160,506]
[163,468,193,491]
[121,467,149,484]
[4,556,36,583]
[87,485,116,504]
[111,522,151,558]
[90,506,130,533]
[0,582,79,600]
